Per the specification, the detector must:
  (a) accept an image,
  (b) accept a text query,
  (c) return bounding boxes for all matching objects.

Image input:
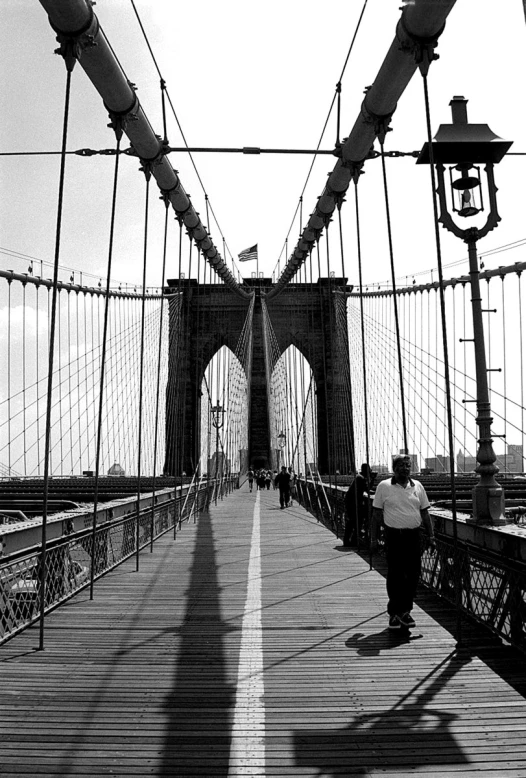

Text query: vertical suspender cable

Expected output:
[181,235,193,518]
[150,199,171,551]
[519,274,525,469]
[325,231,337,507]
[316,240,334,520]
[67,292,73,474]
[176,219,183,497]
[135,175,151,572]
[89,134,122,599]
[335,82,342,149]
[379,138,408,454]
[337,205,356,474]
[462,283,467,468]
[36,284,41,474]
[434,288,439,453]
[90,292,97,460]
[7,281,11,474]
[83,290,89,472]
[39,65,73,651]
[421,69,461,648]
[75,291,81,472]
[58,293,64,470]
[354,182,373,560]
[501,276,507,455]
[22,282,27,474]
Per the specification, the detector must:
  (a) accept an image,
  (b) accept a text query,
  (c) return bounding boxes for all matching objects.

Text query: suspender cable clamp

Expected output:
[104,92,140,140]
[50,4,97,70]
[106,111,127,142]
[53,35,81,72]
[397,14,443,75]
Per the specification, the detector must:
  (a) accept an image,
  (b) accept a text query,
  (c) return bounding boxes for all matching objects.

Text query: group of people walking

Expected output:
[247,465,297,509]
[247,468,276,492]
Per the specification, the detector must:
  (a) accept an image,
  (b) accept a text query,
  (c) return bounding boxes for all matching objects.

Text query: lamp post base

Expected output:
[467,483,507,526]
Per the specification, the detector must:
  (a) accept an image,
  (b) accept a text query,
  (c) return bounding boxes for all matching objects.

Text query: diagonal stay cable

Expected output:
[129,0,236,281]
[271,0,369,280]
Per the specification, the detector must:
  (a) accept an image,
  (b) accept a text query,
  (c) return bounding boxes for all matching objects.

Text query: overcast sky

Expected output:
[1,0,525,290]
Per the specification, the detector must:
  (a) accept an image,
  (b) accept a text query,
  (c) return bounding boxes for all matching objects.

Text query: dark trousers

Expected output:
[385,526,422,616]
[279,488,290,508]
[343,512,365,546]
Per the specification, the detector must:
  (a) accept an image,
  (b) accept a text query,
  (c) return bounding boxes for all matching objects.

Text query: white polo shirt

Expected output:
[372,477,430,529]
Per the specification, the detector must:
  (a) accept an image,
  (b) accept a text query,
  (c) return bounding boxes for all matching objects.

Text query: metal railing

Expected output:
[296,477,347,538]
[420,536,526,651]
[296,477,526,652]
[0,475,238,646]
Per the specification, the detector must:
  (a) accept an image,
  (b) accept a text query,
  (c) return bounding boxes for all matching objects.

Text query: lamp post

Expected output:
[277,431,286,471]
[211,403,225,480]
[418,96,512,525]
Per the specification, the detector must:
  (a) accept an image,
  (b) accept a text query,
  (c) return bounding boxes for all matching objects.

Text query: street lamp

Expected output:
[211,403,225,479]
[277,431,286,470]
[418,96,513,525]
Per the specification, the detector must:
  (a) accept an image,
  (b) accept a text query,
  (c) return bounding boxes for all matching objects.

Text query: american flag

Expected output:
[238,244,258,262]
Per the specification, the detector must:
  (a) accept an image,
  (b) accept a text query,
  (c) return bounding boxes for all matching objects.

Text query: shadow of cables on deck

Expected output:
[159,508,237,776]
[293,651,470,776]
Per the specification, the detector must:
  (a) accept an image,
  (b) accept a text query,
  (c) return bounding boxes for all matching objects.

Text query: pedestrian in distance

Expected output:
[370,454,436,631]
[247,468,254,492]
[288,467,297,506]
[265,470,272,490]
[274,465,291,509]
[343,463,376,548]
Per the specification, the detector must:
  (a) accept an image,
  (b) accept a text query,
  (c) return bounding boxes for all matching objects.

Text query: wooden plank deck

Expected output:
[1,484,526,777]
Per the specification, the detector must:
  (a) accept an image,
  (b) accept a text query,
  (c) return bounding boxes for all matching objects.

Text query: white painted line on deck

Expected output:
[227,490,266,776]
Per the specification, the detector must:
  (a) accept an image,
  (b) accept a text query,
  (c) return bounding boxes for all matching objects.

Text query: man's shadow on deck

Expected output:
[293,650,470,777]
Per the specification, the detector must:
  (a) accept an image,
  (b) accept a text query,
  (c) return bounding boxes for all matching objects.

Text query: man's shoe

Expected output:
[388,615,401,630]
[399,612,416,629]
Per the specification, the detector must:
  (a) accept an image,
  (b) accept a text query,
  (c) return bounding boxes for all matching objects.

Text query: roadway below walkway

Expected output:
[1,483,526,776]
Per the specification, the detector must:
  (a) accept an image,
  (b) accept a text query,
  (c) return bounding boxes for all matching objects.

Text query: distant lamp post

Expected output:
[277,431,286,470]
[211,403,225,479]
[418,96,513,525]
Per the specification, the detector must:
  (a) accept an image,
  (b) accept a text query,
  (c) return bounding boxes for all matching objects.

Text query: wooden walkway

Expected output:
[1,484,526,777]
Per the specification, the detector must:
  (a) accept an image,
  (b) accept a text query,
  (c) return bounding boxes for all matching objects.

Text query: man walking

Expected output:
[370,454,436,630]
[274,466,291,509]
[343,462,376,548]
